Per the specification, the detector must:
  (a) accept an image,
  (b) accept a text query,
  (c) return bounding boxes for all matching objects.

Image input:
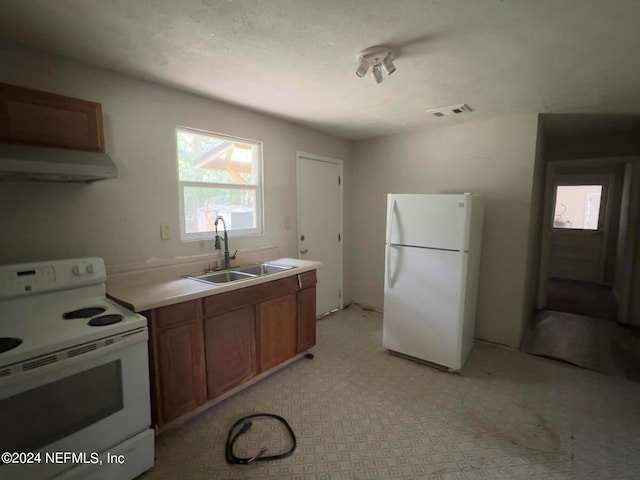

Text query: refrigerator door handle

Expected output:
[386,199,397,243]
[386,244,394,289]
[386,199,397,289]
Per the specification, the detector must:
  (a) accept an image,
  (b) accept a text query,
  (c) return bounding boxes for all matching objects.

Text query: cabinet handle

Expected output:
[297,274,302,289]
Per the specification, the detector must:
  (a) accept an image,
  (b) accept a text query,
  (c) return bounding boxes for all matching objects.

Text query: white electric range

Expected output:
[0,258,154,480]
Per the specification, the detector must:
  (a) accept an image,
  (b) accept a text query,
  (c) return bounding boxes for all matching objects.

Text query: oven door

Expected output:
[0,329,151,480]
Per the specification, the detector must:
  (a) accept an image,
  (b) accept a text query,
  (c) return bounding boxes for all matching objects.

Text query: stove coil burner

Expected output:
[88,314,124,327]
[63,307,107,319]
[0,337,23,353]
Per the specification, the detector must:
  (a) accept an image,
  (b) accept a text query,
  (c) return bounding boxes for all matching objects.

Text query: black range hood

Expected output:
[0,142,117,183]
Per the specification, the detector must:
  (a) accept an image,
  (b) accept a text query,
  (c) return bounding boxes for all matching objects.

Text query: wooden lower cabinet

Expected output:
[297,285,317,352]
[256,294,296,372]
[148,270,317,431]
[204,306,256,399]
[153,315,206,426]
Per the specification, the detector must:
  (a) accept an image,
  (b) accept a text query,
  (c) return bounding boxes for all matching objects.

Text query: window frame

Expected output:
[552,184,604,231]
[550,176,610,233]
[176,126,264,242]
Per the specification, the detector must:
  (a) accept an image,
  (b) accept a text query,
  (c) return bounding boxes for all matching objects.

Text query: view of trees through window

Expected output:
[176,128,262,239]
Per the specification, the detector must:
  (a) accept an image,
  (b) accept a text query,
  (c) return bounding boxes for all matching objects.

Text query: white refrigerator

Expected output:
[382,193,484,372]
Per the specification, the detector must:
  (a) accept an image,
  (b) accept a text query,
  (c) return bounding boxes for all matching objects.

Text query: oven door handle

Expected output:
[0,329,148,389]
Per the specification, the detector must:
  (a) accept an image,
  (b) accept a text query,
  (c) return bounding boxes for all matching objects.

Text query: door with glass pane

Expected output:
[548,175,610,282]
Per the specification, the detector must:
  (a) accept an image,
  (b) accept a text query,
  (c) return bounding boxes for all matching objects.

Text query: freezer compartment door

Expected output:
[383,245,467,370]
[386,194,472,251]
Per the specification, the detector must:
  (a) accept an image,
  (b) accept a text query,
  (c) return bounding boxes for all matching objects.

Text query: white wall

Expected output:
[349,114,539,347]
[0,45,351,279]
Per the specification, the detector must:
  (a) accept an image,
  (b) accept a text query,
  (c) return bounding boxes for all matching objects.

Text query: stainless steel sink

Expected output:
[232,263,293,276]
[187,270,256,285]
[185,262,293,285]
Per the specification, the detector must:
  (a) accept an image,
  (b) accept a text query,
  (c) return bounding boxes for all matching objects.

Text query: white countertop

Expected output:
[107,258,320,312]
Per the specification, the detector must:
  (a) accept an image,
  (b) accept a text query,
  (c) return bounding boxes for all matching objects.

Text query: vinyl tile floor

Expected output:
[142,305,640,480]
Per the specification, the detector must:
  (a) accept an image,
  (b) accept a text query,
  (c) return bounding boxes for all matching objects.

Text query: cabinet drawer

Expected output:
[297,270,317,289]
[203,276,297,316]
[155,300,200,329]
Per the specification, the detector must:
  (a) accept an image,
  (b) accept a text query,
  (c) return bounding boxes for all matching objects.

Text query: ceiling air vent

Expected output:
[425,104,472,118]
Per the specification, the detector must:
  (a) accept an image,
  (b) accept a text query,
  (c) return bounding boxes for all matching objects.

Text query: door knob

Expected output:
[300,248,308,254]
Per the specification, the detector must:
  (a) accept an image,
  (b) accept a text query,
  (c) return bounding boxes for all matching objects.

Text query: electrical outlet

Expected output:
[160,224,171,240]
[284,216,292,230]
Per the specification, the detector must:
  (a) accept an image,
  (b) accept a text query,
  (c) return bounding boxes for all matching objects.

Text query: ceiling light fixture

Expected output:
[355,46,396,84]
[355,58,369,78]
[372,65,383,84]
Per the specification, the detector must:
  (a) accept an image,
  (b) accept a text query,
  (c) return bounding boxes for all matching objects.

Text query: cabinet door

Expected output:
[0,82,105,151]
[155,320,206,425]
[256,294,296,372]
[204,306,257,399]
[297,286,317,352]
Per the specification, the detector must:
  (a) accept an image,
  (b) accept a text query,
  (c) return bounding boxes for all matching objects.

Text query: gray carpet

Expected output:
[143,306,640,479]
[521,310,640,382]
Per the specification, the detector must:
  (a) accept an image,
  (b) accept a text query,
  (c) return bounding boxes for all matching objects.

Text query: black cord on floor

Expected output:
[225,413,296,465]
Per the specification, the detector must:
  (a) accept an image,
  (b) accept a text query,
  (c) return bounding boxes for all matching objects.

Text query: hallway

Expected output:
[521,276,640,381]
[545,277,618,321]
[521,309,640,382]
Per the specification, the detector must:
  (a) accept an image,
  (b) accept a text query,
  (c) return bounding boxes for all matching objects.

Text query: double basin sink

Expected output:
[185,262,293,285]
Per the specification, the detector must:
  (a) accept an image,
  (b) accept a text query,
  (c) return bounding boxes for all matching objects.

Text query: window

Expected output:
[176,127,263,240]
[553,185,603,230]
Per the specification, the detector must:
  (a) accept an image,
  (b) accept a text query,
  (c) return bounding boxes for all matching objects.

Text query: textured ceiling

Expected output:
[1,0,640,139]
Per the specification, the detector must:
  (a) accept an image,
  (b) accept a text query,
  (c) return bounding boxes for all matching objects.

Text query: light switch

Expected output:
[284,216,292,230]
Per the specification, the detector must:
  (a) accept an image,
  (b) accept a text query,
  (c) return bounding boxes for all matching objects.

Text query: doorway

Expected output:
[296,152,343,316]
[543,173,618,320]
[522,155,640,378]
[548,174,610,283]
[539,165,623,319]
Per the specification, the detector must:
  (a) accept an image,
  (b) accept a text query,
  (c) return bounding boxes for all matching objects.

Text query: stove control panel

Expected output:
[0,258,106,299]
[72,261,97,276]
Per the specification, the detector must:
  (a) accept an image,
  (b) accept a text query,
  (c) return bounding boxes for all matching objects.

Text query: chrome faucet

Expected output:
[214,215,237,269]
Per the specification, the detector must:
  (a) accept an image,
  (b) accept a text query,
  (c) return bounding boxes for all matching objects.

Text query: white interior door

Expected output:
[297,153,343,316]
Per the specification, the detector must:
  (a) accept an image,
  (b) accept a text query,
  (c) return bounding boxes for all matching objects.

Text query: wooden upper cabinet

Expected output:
[0,82,105,152]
